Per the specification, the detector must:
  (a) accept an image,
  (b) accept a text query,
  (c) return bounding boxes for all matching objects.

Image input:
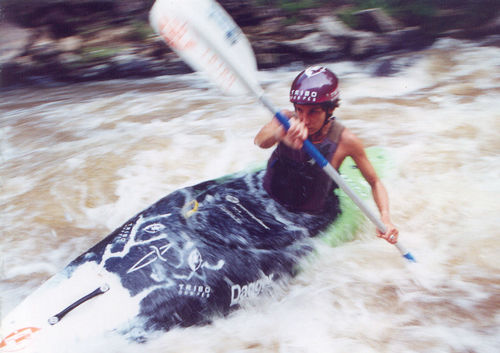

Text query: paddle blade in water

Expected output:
[150,0,259,96]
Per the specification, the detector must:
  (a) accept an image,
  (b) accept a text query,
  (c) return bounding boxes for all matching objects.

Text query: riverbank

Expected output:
[1,0,499,89]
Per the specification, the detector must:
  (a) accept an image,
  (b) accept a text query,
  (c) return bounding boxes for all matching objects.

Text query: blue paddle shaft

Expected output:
[274,111,329,168]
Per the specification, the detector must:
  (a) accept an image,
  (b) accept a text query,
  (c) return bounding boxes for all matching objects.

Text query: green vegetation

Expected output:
[278,0,325,12]
[257,0,500,34]
[256,0,334,25]
[336,0,437,31]
[352,0,436,23]
[79,46,122,63]
[125,20,156,42]
[257,0,331,13]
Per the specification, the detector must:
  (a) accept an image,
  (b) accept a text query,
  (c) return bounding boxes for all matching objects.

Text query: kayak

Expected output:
[0,147,386,351]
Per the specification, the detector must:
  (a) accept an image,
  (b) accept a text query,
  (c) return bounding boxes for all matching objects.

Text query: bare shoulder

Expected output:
[330,127,360,169]
[339,127,359,145]
[338,127,366,157]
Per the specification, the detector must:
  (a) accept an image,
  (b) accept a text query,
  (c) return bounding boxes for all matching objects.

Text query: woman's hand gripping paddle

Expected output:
[149,0,415,263]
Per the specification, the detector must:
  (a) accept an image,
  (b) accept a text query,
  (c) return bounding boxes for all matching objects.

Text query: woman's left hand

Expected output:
[377,222,399,244]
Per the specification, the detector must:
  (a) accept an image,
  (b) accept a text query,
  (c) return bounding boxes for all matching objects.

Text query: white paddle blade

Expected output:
[150,0,259,96]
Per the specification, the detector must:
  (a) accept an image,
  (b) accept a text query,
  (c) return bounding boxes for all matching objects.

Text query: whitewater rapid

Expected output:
[1,38,499,352]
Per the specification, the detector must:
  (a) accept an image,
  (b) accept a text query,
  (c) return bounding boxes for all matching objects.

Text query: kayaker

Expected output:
[254,66,399,244]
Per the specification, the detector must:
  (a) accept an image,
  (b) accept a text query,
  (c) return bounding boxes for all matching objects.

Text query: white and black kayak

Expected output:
[0,149,385,352]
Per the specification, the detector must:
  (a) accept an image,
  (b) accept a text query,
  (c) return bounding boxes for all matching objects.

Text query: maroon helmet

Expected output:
[290,66,339,104]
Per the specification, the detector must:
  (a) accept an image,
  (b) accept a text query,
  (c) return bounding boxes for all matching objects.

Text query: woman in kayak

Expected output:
[254,66,399,244]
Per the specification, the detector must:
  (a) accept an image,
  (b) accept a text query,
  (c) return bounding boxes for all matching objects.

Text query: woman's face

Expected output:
[294,104,327,135]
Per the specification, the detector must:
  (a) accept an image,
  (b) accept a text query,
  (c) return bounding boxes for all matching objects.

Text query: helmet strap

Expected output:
[310,116,335,143]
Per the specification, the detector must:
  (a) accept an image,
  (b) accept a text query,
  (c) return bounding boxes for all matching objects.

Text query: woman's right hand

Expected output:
[275,110,308,150]
[254,109,308,149]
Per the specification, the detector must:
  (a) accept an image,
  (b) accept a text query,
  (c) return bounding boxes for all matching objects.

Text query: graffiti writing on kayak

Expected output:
[127,244,224,281]
[177,283,212,298]
[115,222,135,243]
[230,273,275,307]
[221,194,270,230]
[127,242,173,274]
[100,213,225,281]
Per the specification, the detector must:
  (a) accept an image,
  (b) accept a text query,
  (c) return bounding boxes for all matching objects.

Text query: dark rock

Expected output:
[282,32,342,55]
[350,33,391,59]
[371,54,422,77]
[249,17,286,36]
[218,0,275,27]
[387,27,433,51]
[373,59,395,77]
[29,35,62,62]
[110,54,156,77]
[479,34,500,47]
[3,0,114,28]
[1,63,25,89]
[474,14,500,37]
[251,40,285,68]
[284,23,318,39]
[1,60,64,89]
[316,16,363,38]
[353,8,402,33]
[115,0,151,16]
[314,16,384,60]
[0,23,34,62]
